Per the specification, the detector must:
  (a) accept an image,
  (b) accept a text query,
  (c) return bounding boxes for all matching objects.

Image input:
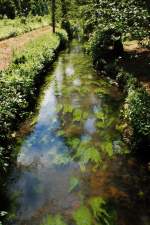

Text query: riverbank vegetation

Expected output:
[0,0,150,224]
[0,29,68,173]
[0,15,51,41]
[0,0,149,177]
[79,0,150,154]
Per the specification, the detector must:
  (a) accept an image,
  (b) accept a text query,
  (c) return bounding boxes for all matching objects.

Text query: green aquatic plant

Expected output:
[73,206,92,225]
[57,130,65,137]
[73,109,82,122]
[89,197,110,225]
[63,104,74,114]
[67,138,80,149]
[41,214,67,225]
[95,109,116,130]
[101,141,113,157]
[52,153,72,166]
[69,176,80,193]
[74,141,102,170]
[95,111,106,122]
[56,103,63,113]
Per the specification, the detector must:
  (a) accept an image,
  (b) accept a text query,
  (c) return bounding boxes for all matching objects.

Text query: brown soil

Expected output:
[120,41,150,94]
[0,26,52,71]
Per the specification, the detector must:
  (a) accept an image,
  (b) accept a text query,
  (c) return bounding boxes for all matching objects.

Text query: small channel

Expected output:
[4,40,150,225]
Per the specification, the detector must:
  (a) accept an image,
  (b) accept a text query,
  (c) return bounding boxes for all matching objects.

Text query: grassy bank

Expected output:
[0,29,68,173]
[116,70,150,154]
[0,15,51,41]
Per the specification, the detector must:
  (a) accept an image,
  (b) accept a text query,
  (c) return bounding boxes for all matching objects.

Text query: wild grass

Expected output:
[0,15,51,41]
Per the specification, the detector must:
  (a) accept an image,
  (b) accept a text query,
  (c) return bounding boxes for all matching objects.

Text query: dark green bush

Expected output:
[56,29,68,49]
[124,87,150,138]
[116,70,139,90]
[89,28,123,73]
[61,19,73,40]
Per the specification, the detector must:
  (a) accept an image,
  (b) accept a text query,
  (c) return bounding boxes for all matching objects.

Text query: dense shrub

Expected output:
[116,70,139,90]
[81,0,150,41]
[88,28,123,76]
[116,69,150,150]
[61,19,73,40]
[124,87,150,137]
[56,28,69,49]
[0,29,68,173]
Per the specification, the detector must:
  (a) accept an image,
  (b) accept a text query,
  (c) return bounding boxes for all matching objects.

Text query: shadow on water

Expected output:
[2,40,150,225]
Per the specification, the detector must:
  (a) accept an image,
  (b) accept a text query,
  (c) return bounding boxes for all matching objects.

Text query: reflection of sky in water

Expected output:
[84,117,96,134]
[73,78,81,86]
[6,41,144,225]
[65,64,75,76]
[17,81,65,167]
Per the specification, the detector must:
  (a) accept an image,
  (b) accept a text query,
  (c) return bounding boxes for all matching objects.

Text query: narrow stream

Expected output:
[4,41,150,225]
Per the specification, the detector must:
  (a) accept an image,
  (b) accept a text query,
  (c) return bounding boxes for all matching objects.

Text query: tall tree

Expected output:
[52,0,56,33]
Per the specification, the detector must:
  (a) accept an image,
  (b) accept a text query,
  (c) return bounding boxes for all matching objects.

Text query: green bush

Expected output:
[116,70,139,90]
[124,87,150,138]
[89,28,123,74]
[56,29,68,49]
[81,0,150,41]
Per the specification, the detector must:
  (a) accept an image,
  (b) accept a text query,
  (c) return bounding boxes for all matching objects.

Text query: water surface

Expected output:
[4,41,150,225]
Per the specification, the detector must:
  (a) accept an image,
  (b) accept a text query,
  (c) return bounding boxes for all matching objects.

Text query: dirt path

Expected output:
[0,26,52,71]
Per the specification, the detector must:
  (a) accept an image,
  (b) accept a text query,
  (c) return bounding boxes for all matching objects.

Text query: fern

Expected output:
[89,197,110,225]
[69,176,80,193]
[101,141,113,157]
[52,153,72,166]
[73,206,92,225]
[74,141,102,169]
[63,104,74,113]
[73,109,82,122]
[41,214,67,225]
[67,138,80,149]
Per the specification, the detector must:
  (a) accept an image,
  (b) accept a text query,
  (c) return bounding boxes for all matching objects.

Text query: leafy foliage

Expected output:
[69,176,80,192]
[41,214,67,225]
[89,197,110,225]
[0,15,51,41]
[74,140,102,170]
[82,0,150,40]
[73,206,92,225]
[125,87,150,137]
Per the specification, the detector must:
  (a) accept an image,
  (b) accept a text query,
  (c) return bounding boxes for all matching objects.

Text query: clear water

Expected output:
[4,41,150,225]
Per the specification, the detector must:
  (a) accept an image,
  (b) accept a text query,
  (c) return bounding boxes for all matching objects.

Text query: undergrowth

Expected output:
[0,15,51,41]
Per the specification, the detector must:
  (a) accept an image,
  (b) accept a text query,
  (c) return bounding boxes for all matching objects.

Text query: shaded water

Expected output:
[4,41,150,225]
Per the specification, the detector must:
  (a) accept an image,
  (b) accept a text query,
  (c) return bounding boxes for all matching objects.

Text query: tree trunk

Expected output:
[52,0,56,33]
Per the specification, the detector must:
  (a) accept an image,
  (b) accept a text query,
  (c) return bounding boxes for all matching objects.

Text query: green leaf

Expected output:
[41,214,67,225]
[73,206,92,225]
[74,141,102,167]
[101,141,113,157]
[73,109,82,122]
[69,176,80,193]
[89,197,110,225]
[63,104,74,113]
